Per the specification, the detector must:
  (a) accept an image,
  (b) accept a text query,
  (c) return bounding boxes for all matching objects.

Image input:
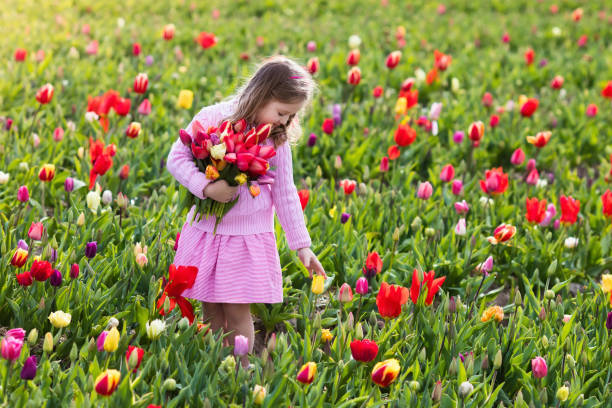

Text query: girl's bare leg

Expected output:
[223,303,254,368]
[202,302,228,345]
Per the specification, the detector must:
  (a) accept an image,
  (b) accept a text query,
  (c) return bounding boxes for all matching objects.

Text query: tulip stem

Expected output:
[467,273,486,320]
[41,183,45,216]
[26,104,42,143]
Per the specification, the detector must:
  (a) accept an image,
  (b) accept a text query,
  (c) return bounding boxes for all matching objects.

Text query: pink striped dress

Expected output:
[166,98,311,304]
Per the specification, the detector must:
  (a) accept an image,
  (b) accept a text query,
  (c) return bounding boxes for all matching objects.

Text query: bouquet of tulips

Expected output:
[177,118,276,233]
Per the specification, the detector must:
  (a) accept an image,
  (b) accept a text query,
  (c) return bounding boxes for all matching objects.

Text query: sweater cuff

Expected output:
[188,173,211,200]
[285,227,312,251]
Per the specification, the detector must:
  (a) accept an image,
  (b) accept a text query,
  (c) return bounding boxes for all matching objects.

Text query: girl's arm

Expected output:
[271,142,312,251]
[166,106,219,200]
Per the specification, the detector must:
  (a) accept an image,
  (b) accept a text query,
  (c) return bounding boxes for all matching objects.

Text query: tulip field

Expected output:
[2,0,612,406]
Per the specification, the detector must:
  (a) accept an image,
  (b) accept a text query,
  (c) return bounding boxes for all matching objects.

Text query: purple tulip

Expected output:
[64,177,74,192]
[50,248,57,263]
[355,277,368,295]
[17,186,30,203]
[538,58,548,68]
[85,241,97,259]
[70,263,80,279]
[307,133,317,147]
[340,212,351,224]
[17,240,28,251]
[607,311,612,331]
[233,335,249,356]
[50,269,62,286]
[145,55,154,65]
[20,355,37,380]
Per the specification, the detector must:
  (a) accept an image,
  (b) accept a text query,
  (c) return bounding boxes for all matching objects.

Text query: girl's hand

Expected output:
[204,180,239,203]
[297,247,326,278]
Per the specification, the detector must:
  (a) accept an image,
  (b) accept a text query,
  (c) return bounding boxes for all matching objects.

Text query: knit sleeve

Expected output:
[166,104,225,200]
[270,142,312,250]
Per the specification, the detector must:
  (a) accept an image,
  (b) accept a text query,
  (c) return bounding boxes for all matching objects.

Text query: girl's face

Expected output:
[255,99,304,128]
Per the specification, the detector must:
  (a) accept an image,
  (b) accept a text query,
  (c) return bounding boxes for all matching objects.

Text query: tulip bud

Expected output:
[541,335,549,348]
[459,381,474,398]
[178,316,190,330]
[266,333,276,353]
[539,388,548,404]
[515,390,524,404]
[544,289,555,300]
[392,227,400,241]
[431,380,442,402]
[409,380,420,391]
[514,290,522,306]
[581,351,588,366]
[425,227,435,237]
[346,312,354,330]
[354,322,363,340]
[449,357,458,376]
[70,263,80,279]
[43,332,54,353]
[77,212,85,226]
[481,354,489,371]
[411,216,422,229]
[418,347,426,364]
[494,350,502,369]
[102,190,113,205]
[70,343,78,362]
[163,295,171,315]
[163,378,176,391]
[539,307,546,321]
[566,353,575,369]
[575,394,584,406]
[28,328,38,345]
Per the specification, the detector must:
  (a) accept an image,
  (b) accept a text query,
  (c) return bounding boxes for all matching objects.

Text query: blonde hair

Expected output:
[222,55,317,148]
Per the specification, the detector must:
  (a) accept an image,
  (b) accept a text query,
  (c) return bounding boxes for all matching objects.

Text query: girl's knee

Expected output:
[202,302,224,316]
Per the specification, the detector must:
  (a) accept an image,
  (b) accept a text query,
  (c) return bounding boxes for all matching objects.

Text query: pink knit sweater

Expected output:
[166,98,312,251]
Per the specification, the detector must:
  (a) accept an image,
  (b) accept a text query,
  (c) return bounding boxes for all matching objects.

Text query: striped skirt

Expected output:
[173,221,283,304]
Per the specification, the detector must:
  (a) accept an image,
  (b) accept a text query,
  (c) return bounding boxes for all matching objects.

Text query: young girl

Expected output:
[166,55,326,367]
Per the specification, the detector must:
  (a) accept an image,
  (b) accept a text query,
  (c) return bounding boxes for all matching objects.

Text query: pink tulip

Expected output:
[355,277,368,295]
[429,102,442,120]
[338,283,353,303]
[526,168,539,185]
[17,186,30,202]
[531,356,547,378]
[96,331,109,352]
[85,40,99,55]
[455,218,466,236]
[1,335,23,362]
[6,329,25,341]
[440,164,455,183]
[476,256,493,275]
[307,41,317,52]
[417,182,433,200]
[510,148,525,165]
[539,204,557,227]
[53,127,64,142]
[380,156,389,172]
[586,103,598,117]
[451,179,463,195]
[28,222,44,241]
[138,99,152,115]
[454,200,469,214]
[527,159,536,172]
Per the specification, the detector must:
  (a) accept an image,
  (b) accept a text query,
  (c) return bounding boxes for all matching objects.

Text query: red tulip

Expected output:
[560,195,580,225]
[35,84,54,105]
[346,49,360,66]
[468,121,484,147]
[487,223,516,245]
[114,97,131,116]
[350,339,379,362]
[489,114,500,128]
[526,197,547,224]
[125,345,145,371]
[371,359,400,387]
[524,48,535,65]
[376,282,409,318]
[482,92,493,107]
[307,57,319,74]
[409,269,445,306]
[162,24,175,41]
[16,271,33,286]
[297,362,317,385]
[197,32,217,49]
[394,124,416,147]
[30,259,52,281]
[11,248,28,268]
[387,145,400,160]
[133,73,148,94]
[339,179,356,195]
[526,131,551,148]
[520,98,539,117]
[602,81,612,99]
[372,86,383,98]
[439,164,455,182]
[156,264,198,323]
[14,48,27,62]
[125,122,141,138]
[132,43,142,56]
[385,51,401,69]
[362,251,382,278]
[321,118,334,135]
[297,189,309,211]
[602,190,612,219]
[550,75,564,89]
[433,50,451,71]
[94,370,121,396]
[480,167,508,195]
[347,67,361,85]
[119,164,130,180]
[380,156,389,172]
[38,164,56,182]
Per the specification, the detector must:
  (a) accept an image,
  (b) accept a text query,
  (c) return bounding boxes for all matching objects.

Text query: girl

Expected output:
[166,55,326,367]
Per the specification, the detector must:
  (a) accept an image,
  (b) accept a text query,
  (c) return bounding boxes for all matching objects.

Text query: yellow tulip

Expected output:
[252,384,266,405]
[311,275,324,295]
[321,328,333,343]
[177,89,194,109]
[103,327,120,352]
[481,306,504,323]
[48,310,71,328]
[394,97,407,116]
